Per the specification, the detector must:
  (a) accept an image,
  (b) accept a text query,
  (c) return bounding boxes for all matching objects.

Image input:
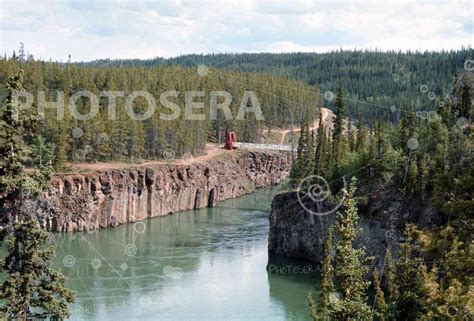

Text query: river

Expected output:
[52,185,321,320]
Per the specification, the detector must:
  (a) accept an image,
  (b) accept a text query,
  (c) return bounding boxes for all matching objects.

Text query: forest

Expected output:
[0,58,320,168]
[83,49,473,120]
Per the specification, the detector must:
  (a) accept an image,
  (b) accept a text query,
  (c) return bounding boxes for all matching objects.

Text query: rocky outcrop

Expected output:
[268,186,441,263]
[35,151,291,232]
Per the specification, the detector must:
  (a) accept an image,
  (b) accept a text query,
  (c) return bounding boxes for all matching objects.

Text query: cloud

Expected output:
[0,0,472,61]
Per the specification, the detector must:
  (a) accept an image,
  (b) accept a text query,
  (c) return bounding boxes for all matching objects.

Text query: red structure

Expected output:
[224,132,237,150]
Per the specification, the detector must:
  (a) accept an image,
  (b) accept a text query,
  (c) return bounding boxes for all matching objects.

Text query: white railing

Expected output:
[234,142,296,152]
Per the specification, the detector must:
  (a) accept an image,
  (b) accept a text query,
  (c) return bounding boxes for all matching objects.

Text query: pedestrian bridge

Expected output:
[234,142,296,152]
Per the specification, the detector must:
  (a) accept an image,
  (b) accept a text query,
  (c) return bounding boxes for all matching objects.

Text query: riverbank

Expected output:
[50,185,318,321]
[34,150,292,232]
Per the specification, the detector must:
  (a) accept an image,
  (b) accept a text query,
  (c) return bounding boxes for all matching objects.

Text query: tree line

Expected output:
[82,48,473,122]
[0,57,320,169]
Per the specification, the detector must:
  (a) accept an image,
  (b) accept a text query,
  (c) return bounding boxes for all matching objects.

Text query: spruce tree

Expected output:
[305,129,316,177]
[308,228,334,321]
[0,68,39,225]
[385,249,398,319]
[372,268,388,321]
[331,178,372,320]
[406,157,418,196]
[290,122,308,185]
[356,115,368,153]
[53,121,69,171]
[332,81,347,165]
[0,67,75,319]
[314,113,326,176]
[30,135,55,168]
[0,218,75,319]
[348,114,355,152]
[319,228,334,320]
[418,154,430,200]
[395,225,425,320]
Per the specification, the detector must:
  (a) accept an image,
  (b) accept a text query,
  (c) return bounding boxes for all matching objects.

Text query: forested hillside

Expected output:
[84,49,473,119]
[0,59,320,168]
[287,71,473,320]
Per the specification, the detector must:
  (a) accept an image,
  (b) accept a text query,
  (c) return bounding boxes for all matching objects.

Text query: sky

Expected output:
[0,0,473,62]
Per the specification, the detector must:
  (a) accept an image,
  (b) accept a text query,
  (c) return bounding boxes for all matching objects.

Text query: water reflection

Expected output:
[49,185,319,320]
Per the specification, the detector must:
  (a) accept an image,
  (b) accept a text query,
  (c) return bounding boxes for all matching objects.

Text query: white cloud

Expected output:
[0,0,472,61]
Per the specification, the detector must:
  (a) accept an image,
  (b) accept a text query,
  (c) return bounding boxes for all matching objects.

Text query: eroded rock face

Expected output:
[36,151,292,232]
[268,187,441,263]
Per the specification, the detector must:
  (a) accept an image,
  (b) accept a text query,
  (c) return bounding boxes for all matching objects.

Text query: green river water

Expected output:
[48,185,320,320]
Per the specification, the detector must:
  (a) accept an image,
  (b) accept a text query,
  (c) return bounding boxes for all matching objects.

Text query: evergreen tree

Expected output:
[455,80,472,119]
[385,249,398,319]
[355,115,368,153]
[0,68,75,319]
[395,225,425,320]
[304,129,316,177]
[30,135,55,168]
[318,228,334,321]
[0,67,41,226]
[398,114,408,153]
[372,268,388,321]
[418,154,430,200]
[332,81,347,165]
[331,178,372,320]
[308,228,334,321]
[348,114,355,152]
[0,218,75,319]
[314,113,326,176]
[290,122,308,185]
[53,121,69,171]
[406,157,418,196]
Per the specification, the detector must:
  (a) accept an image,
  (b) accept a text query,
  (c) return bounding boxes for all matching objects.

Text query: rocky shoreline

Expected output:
[33,150,292,232]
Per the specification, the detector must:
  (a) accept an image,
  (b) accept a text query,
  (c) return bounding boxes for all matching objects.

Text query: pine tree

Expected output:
[406,157,418,196]
[0,67,40,226]
[304,129,316,177]
[395,225,425,320]
[372,268,388,321]
[319,228,334,320]
[356,115,368,153]
[455,80,472,119]
[314,113,326,176]
[418,264,442,319]
[30,135,55,168]
[398,114,408,153]
[53,121,69,170]
[348,114,355,152]
[385,249,398,319]
[332,81,347,165]
[0,68,75,319]
[331,178,372,320]
[418,154,430,200]
[290,122,308,185]
[0,218,75,319]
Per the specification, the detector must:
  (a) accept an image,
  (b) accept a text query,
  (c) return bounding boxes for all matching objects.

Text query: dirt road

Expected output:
[70,143,226,172]
[68,108,334,173]
[272,107,334,144]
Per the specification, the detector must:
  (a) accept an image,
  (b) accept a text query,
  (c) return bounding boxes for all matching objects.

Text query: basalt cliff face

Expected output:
[34,151,291,232]
[268,187,441,264]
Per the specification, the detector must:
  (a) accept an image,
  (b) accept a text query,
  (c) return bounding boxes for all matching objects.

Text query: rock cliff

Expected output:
[34,150,292,232]
[268,186,441,263]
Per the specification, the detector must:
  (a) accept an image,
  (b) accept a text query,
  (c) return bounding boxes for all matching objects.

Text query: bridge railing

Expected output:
[234,142,296,152]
